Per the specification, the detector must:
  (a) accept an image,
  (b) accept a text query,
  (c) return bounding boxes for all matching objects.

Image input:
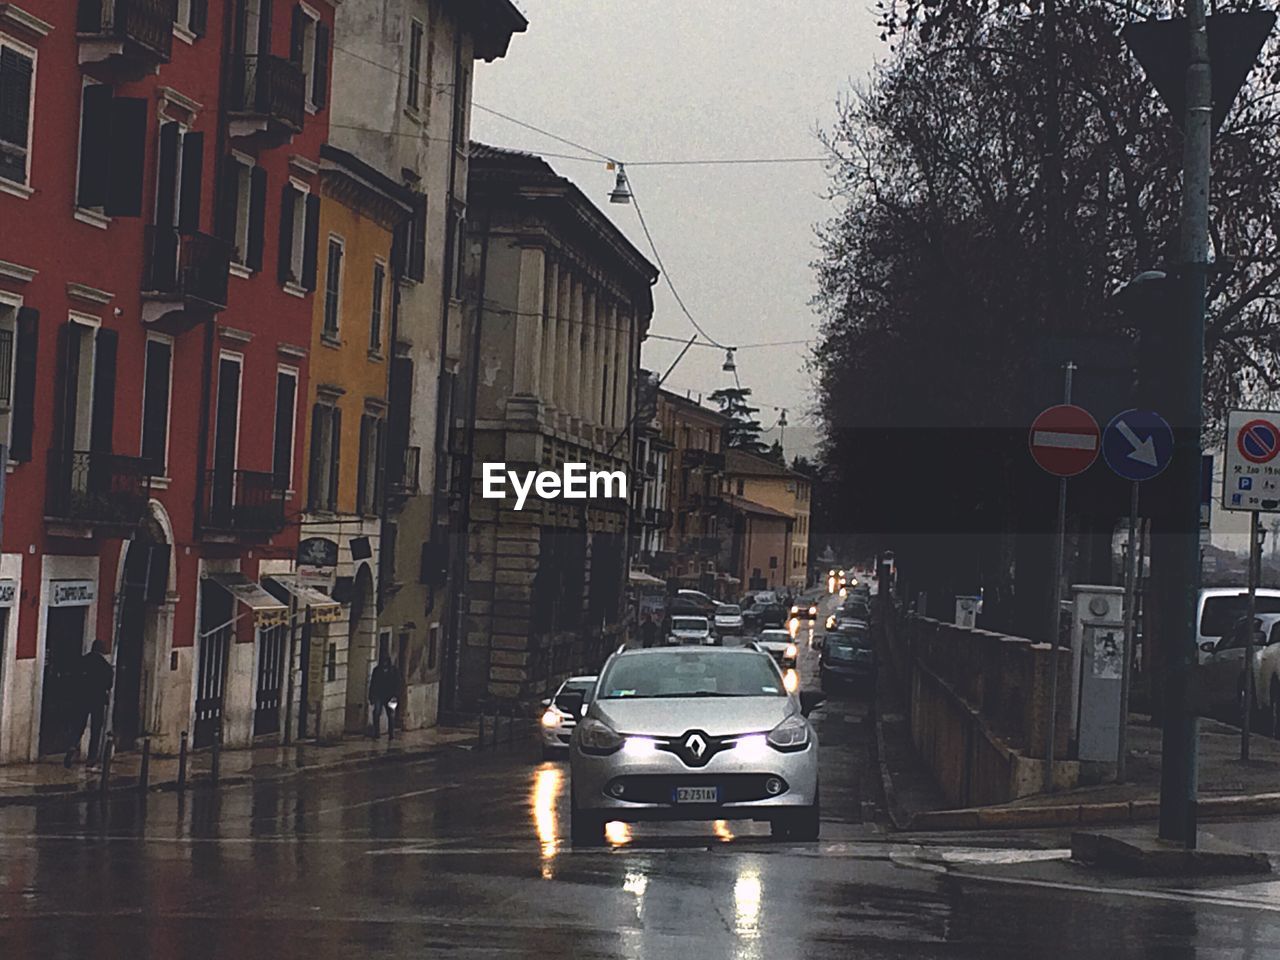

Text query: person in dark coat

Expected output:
[369,653,401,740]
[638,614,658,649]
[64,640,113,768]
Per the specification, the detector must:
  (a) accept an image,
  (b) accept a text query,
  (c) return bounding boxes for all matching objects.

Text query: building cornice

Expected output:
[0,4,53,38]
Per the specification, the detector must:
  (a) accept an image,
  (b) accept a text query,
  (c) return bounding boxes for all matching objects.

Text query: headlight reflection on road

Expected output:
[605,821,633,846]
[734,864,763,939]
[532,765,562,876]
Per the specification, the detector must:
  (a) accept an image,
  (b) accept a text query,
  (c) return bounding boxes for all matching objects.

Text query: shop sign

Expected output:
[50,580,95,607]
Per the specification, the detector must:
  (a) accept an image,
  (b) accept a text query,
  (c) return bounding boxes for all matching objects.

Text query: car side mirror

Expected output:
[799,690,826,717]
[557,691,585,716]
[540,698,552,708]
[1199,641,1217,654]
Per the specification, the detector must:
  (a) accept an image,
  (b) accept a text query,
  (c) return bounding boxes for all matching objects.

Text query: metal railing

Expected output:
[46,449,151,525]
[202,469,286,534]
[230,55,305,133]
[77,0,175,62]
[682,448,725,471]
[144,227,231,310]
[388,446,421,498]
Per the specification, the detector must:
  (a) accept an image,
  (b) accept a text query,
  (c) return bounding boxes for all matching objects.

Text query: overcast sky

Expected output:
[471,1,885,459]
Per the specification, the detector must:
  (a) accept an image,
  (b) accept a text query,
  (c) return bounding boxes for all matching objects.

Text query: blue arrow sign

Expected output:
[1103,409,1174,482]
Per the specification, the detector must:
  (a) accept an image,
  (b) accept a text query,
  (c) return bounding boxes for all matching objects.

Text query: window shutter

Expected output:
[216,160,239,242]
[388,357,412,470]
[53,323,77,452]
[374,418,386,514]
[272,372,295,488]
[409,195,427,282]
[90,328,118,454]
[277,183,296,284]
[9,306,37,462]
[145,545,171,604]
[356,414,370,514]
[190,0,208,36]
[248,166,267,272]
[76,85,112,208]
[178,131,204,235]
[153,121,181,227]
[290,5,306,65]
[105,98,149,217]
[307,404,324,511]
[141,339,172,474]
[257,0,274,56]
[0,47,32,185]
[302,192,321,291]
[313,23,330,109]
[327,406,341,512]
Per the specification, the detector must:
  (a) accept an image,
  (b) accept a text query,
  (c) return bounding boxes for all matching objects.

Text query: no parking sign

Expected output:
[1224,410,1280,512]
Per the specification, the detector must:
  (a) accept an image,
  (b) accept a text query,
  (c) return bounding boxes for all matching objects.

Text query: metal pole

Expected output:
[210,725,221,786]
[1159,0,1210,848]
[139,735,151,794]
[1118,481,1140,781]
[1243,511,1259,760]
[177,730,188,792]
[98,733,114,795]
[1044,361,1075,792]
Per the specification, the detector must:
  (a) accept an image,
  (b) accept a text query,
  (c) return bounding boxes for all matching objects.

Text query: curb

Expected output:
[873,699,912,832]
[1072,830,1273,877]
[0,734,484,808]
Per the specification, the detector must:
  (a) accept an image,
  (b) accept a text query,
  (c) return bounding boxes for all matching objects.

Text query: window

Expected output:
[369,260,386,353]
[736,479,744,496]
[0,40,34,189]
[356,412,384,517]
[307,402,341,512]
[278,181,319,290]
[427,623,438,671]
[323,236,343,337]
[219,155,266,270]
[272,368,298,489]
[452,64,469,149]
[450,210,466,298]
[140,337,173,476]
[291,5,329,109]
[175,0,208,37]
[75,83,148,215]
[406,19,423,110]
[395,193,427,283]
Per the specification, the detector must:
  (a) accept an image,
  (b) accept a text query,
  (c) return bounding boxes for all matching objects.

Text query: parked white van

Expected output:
[1196,588,1280,663]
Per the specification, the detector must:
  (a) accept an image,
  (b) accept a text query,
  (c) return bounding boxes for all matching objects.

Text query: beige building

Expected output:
[457,144,658,707]
[329,0,526,726]
[724,449,811,591]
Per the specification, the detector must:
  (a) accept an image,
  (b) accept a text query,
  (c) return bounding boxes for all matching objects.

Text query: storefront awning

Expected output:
[206,572,289,628]
[628,570,665,586]
[266,575,343,624]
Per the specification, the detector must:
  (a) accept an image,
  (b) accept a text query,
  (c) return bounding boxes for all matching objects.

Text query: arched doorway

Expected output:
[113,506,171,751]
[345,563,376,733]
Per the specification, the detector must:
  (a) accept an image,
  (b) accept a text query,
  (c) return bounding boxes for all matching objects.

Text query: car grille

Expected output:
[604,773,790,804]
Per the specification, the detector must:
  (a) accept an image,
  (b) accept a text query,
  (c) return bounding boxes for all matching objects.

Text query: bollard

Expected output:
[177,731,188,792]
[138,736,151,794]
[98,733,114,795]
[477,713,485,750]
[210,727,221,787]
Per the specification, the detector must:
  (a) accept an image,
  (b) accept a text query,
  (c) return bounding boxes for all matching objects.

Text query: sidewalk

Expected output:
[875,681,1280,830]
[0,724,480,806]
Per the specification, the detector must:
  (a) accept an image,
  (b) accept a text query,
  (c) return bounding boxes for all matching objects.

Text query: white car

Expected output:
[756,628,799,671]
[714,604,744,633]
[668,615,714,645]
[540,676,597,758]
[1195,588,1280,663]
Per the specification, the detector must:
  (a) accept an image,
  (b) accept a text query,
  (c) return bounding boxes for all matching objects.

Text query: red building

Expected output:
[0,0,333,763]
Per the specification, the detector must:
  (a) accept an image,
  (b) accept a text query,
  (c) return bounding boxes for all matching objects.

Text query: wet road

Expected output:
[2,605,1279,958]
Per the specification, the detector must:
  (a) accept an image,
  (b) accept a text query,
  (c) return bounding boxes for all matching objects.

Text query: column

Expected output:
[600,300,616,432]
[556,266,572,413]
[611,308,630,428]
[542,260,559,409]
[568,277,585,420]
[514,247,545,396]
[581,287,597,426]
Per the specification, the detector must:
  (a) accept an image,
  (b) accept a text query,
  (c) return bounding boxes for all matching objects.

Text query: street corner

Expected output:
[1071,828,1274,878]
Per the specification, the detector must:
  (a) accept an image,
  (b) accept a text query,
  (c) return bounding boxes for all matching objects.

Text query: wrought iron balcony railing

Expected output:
[77,0,174,64]
[202,469,286,534]
[388,446,421,499]
[682,448,725,472]
[230,55,305,134]
[144,227,231,311]
[46,449,151,526]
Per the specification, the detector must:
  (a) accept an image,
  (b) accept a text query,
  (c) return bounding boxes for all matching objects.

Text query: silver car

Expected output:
[540,676,596,758]
[568,647,822,845]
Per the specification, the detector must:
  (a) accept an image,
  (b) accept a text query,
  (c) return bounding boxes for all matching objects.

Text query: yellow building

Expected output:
[297,144,412,738]
[724,449,811,591]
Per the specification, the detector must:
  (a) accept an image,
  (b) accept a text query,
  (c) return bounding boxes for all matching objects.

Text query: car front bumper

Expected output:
[542,720,577,749]
[571,740,818,817]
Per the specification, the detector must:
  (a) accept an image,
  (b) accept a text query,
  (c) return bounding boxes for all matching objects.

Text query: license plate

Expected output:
[674,786,718,804]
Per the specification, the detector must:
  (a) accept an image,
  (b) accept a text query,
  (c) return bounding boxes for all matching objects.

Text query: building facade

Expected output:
[724,449,811,591]
[0,0,336,762]
[630,370,672,573]
[458,144,657,708]
[328,0,525,728]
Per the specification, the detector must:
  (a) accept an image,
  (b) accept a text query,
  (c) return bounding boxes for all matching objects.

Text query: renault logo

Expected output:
[684,733,707,758]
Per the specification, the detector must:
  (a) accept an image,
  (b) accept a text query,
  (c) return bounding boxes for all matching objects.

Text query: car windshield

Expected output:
[555,679,594,710]
[599,651,786,699]
[829,631,871,650]
[717,604,741,616]
[1201,595,1280,638]
[672,617,707,632]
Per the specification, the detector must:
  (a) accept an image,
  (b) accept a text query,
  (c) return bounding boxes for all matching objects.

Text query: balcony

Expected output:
[142,228,231,329]
[202,469,286,536]
[46,449,151,529]
[229,55,305,141]
[642,506,672,528]
[77,0,174,73]
[388,446,421,500]
[682,448,725,472]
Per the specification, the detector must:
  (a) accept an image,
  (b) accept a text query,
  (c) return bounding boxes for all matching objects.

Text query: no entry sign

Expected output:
[1030,404,1100,477]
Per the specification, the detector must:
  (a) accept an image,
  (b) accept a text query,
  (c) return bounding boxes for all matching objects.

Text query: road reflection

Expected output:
[532,764,561,877]
[734,862,763,937]
[605,821,633,846]
[713,819,735,842]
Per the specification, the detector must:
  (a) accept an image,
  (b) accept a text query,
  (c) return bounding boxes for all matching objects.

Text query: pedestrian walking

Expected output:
[639,614,657,649]
[369,653,401,740]
[64,640,113,768]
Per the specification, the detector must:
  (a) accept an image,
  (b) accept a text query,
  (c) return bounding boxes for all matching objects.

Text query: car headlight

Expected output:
[809,606,817,616]
[784,643,798,660]
[541,708,560,727]
[578,718,625,755]
[767,713,809,752]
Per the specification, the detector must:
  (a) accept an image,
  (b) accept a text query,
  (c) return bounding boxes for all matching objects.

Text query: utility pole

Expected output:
[1158,0,1210,848]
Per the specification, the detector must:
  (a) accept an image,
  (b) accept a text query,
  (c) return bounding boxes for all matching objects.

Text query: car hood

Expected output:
[591,696,795,737]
